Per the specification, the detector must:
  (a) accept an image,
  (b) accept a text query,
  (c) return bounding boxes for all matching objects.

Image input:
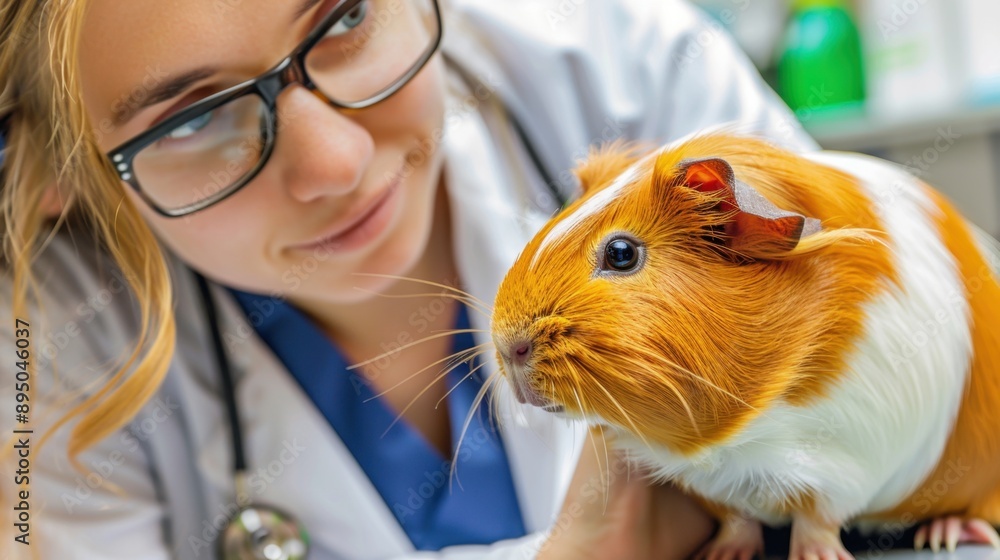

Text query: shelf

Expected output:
[802,103,1000,151]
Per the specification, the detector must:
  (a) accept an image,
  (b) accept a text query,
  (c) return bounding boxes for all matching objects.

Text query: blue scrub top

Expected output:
[228,288,527,550]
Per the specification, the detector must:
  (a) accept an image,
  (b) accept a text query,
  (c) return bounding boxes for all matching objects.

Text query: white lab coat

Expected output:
[0,1,814,558]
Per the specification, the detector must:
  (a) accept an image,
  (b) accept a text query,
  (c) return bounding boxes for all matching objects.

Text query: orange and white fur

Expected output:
[490,133,1000,560]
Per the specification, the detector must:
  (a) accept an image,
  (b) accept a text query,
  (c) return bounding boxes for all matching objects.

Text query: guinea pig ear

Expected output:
[679,157,822,260]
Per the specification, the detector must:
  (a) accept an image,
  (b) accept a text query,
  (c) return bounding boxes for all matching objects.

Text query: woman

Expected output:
[0,0,815,558]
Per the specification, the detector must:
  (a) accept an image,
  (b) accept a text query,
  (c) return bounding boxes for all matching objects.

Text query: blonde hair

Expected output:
[2,0,175,470]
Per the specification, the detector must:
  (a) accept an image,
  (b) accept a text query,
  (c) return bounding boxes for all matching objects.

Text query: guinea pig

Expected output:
[490,132,1000,560]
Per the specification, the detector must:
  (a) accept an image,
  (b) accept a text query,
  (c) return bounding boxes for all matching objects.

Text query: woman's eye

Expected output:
[326,1,369,37]
[164,112,213,140]
[603,238,641,272]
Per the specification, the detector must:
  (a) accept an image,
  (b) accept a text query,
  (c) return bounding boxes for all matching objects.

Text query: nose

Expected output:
[271,87,375,202]
[497,337,547,406]
[507,339,533,367]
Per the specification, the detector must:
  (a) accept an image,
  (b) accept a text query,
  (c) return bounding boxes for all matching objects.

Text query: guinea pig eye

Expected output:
[604,238,640,272]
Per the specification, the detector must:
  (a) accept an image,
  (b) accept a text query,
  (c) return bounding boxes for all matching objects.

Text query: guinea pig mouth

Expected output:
[494,316,574,409]
[505,372,551,407]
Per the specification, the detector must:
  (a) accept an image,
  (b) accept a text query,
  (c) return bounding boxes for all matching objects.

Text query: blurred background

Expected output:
[690,0,1000,236]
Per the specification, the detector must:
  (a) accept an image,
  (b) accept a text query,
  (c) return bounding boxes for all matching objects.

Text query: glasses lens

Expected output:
[132,94,269,214]
[304,0,439,104]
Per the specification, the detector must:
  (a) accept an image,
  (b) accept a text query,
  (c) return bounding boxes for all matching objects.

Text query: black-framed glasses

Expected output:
[107,0,442,218]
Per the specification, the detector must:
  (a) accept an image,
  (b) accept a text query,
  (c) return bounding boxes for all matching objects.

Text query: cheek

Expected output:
[358,57,446,145]
[126,187,270,285]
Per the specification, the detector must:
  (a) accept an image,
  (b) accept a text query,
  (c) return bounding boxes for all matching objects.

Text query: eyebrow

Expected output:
[113,0,327,125]
[293,0,326,21]
[113,68,216,125]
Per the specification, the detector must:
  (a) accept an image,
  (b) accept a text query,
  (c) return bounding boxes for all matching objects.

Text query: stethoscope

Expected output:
[187,58,568,560]
[194,271,311,560]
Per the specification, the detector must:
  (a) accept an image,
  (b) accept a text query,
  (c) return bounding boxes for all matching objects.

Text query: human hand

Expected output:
[537,427,715,560]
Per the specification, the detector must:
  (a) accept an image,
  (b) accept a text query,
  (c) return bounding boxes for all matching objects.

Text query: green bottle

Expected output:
[777,0,866,120]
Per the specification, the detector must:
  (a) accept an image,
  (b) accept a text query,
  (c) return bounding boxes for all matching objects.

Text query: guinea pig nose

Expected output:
[510,340,533,366]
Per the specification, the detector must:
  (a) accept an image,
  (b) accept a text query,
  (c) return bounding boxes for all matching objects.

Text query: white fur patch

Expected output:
[609,152,973,528]
[529,154,655,270]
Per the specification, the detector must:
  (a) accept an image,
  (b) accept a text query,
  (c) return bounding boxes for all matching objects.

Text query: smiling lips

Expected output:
[293,174,402,254]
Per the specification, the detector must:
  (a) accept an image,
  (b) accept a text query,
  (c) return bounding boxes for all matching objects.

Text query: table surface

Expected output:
[857,546,1000,560]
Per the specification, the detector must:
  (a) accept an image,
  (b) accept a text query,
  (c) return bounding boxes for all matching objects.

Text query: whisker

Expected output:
[569,377,588,420]
[489,371,550,452]
[486,372,504,428]
[363,344,490,402]
[379,350,487,439]
[618,355,701,438]
[429,328,489,335]
[484,372,504,424]
[351,272,493,313]
[351,286,493,319]
[592,377,654,452]
[346,329,483,370]
[582,401,608,483]
[435,359,488,409]
[451,371,501,492]
[566,357,653,452]
[630,349,815,427]
[584,425,607,505]
[634,348,757,414]
[568,376,611,512]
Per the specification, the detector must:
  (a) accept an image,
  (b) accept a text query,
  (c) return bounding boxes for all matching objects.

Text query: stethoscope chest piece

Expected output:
[221,504,310,560]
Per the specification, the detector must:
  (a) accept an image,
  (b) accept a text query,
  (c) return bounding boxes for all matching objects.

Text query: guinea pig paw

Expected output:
[789,524,854,560]
[913,516,1000,553]
[694,516,764,560]
[788,542,853,560]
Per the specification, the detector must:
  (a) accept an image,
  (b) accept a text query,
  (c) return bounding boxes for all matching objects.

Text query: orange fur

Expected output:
[493,134,895,455]
[574,141,648,194]
[867,186,1000,525]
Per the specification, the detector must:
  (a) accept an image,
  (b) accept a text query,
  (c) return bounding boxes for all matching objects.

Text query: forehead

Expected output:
[79,0,312,145]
